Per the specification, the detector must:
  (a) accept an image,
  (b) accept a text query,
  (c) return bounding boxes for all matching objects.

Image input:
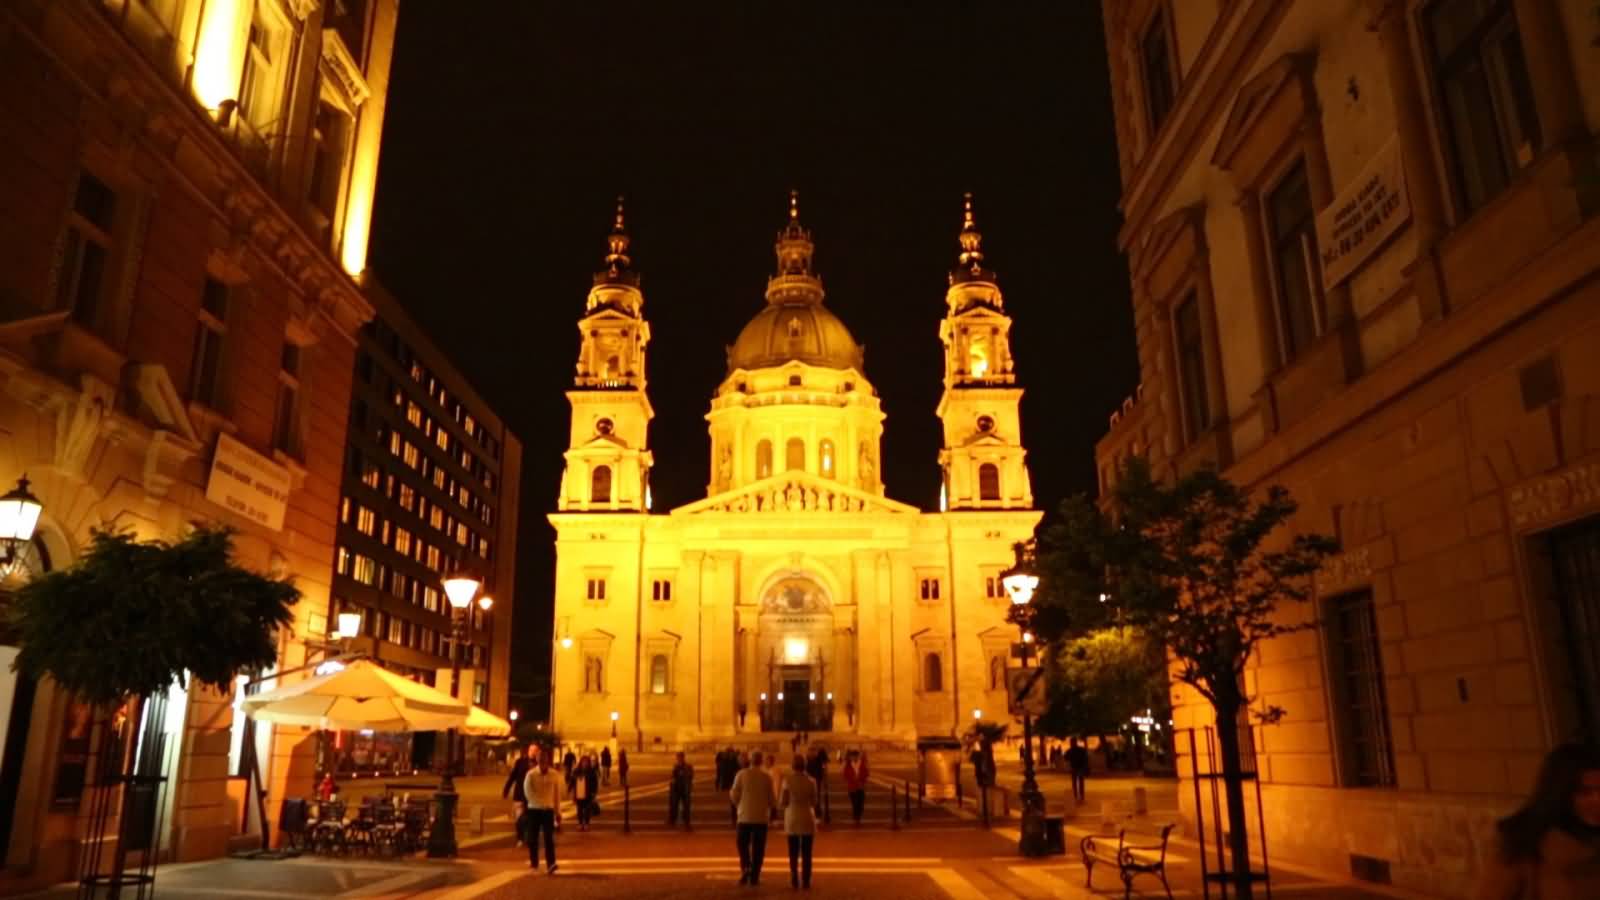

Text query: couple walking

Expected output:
[730,751,819,888]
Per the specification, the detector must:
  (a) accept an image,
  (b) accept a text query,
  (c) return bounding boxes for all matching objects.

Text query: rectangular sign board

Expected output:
[1006,666,1048,717]
[1316,139,1412,291]
[205,433,291,531]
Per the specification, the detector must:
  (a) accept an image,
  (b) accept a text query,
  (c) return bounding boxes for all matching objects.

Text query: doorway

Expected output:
[781,678,810,731]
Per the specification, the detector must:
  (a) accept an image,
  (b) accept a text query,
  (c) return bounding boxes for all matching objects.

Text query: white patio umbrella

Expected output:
[461,706,512,737]
[241,659,469,732]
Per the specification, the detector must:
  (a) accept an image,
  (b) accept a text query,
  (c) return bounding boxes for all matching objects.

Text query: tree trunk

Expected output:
[1213,689,1254,900]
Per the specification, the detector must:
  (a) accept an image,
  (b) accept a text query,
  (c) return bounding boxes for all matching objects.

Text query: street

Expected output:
[28,750,1440,899]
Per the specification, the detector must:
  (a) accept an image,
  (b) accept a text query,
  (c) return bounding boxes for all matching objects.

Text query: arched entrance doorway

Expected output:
[755,576,836,732]
[0,535,53,859]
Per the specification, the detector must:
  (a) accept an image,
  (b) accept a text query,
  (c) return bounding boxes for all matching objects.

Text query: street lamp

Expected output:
[0,475,43,573]
[509,709,520,722]
[1000,547,1048,857]
[610,710,619,738]
[428,569,481,858]
[973,708,983,720]
[335,611,362,641]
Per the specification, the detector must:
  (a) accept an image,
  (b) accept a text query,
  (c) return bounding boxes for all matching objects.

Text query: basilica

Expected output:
[549,194,1041,747]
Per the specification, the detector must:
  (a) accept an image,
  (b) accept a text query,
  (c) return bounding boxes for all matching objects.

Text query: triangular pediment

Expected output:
[673,470,921,516]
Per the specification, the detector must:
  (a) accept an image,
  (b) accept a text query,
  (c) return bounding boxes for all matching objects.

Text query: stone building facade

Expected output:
[0,0,395,890]
[550,198,1041,747]
[1095,0,1600,893]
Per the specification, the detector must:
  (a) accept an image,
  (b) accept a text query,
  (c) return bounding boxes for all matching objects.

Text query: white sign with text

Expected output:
[205,433,291,531]
[1316,140,1412,291]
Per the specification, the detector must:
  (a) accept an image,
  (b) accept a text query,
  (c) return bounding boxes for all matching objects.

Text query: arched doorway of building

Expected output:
[0,535,53,860]
[754,575,841,732]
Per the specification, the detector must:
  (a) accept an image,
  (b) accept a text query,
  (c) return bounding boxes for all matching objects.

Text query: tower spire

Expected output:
[952,191,991,283]
[771,189,818,290]
[596,194,637,286]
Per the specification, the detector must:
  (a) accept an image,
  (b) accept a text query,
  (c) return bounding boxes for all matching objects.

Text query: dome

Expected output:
[728,301,863,373]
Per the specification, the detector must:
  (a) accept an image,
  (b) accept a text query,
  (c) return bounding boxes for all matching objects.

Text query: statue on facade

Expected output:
[858,441,876,489]
[716,444,732,492]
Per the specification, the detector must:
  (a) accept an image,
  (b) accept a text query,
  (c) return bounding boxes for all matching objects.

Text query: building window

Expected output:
[591,465,612,503]
[584,656,604,693]
[335,545,351,575]
[58,171,120,338]
[1549,518,1600,740]
[1265,161,1322,363]
[1141,6,1177,135]
[273,342,303,456]
[924,653,944,692]
[1174,292,1211,441]
[984,574,1003,600]
[819,439,836,478]
[398,484,416,511]
[355,506,376,535]
[652,579,673,602]
[237,3,288,136]
[422,586,440,613]
[919,577,941,601]
[1325,589,1396,787]
[1425,0,1540,215]
[191,278,230,409]
[756,440,773,479]
[586,578,607,602]
[978,463,1001,501]
[307,100,350,227]
[361,461,381,490]
[989,655,1005,691]
[352,554,376,585]
[650,654,669,695]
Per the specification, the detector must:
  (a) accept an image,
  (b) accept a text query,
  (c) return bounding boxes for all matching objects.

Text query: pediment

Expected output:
[1211,53,1316,174]
[673,470,921,516]
[127,363,200,444]
[962,431,1008,449]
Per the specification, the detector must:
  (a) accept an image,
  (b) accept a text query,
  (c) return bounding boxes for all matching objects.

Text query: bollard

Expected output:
[980,785,990,829]
[623,783,631,834]
[1001,788,1010,819]
[1100,800,1117,835]
[470,804,484,836]
[891,785,900,831]
[954,777,960,806]
[904,782,912,821]
[1133,786,1148,816]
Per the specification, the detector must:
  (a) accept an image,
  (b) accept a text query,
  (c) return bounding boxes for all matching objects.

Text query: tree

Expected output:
[1032,458,1335,898]
[9,526,300,706]
[1037,627,1169,763]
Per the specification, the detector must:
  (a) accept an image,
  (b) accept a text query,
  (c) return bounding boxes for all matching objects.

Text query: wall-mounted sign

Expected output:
[205,433,291,531]
[1316,140,1412,291]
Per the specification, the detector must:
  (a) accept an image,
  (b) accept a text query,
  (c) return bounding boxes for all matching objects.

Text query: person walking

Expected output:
[781,753,819,889]
[574,756,599,831]
[668,751,694,827]
[617,749,630,788]
[1066,738,1090,804]
[842,749,869,825]
[1476,743,1600,899]
[806,746,830,823]
[563,748,578,798]
[522,748,562,874]
[600,746,612,786]
[502,745,533,846]
[731,750,779,886]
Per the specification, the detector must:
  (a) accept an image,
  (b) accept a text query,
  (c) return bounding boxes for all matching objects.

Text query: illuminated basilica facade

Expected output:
[549,195,1040,746]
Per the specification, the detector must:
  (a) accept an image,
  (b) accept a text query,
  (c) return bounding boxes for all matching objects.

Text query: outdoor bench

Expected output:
[1081,823,1175,899]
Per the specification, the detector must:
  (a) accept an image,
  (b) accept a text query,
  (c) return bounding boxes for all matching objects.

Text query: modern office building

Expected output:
[0,0,397,888]
[329,280,521,752]
[1094,0,1600,893]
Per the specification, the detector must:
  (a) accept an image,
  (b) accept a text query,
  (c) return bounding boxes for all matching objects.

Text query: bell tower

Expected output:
[559,198,654,511]
[936,194,1032,510]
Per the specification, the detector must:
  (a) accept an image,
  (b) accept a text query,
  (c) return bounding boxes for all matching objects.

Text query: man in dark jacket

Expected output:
[600,746,613,786]
[503,746,533,845]
[669,752,695,827]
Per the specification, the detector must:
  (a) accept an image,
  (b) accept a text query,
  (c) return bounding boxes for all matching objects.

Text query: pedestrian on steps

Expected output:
[842,749,869,825]
[782,753,819,889]
[731,750,778,886]
[668,751,694,827]
[503,745,533,846]
[617,749,630,788]
[600,745,612,786]
[522,748,562,874]
[1067,738,1090,804]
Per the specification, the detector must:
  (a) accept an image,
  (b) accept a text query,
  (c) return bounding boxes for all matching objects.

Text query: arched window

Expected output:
[924,653,943,692]
[603,354,621,379]
[591,465,612,503]
[756,440,773,479]
[584,656,604,693]
[650,654,669,695]
[819,439,836,478]
[989,655,1005,691]
[978,463,1000,501]
[786,437,805,472]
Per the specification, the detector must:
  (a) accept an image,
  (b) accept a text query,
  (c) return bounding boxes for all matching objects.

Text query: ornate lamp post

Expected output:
[610,710,619,738]
[0,475,44,573]
[427,569,481,858]
[1000,550,1047,857]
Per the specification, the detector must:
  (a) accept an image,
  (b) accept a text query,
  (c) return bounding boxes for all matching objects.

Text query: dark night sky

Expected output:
[366,3,1137,700]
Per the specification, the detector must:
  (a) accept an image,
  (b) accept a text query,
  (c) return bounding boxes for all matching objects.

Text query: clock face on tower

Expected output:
[976,415,995,434]
[596,418,614,436]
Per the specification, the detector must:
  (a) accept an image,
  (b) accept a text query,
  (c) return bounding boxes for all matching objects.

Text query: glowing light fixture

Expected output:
[760,692,768,701]
[0,476,43,546]
[808,692,816,701]
[477,595,494,612]
[336,611,362,640]
[443,572,481,610]
[777,692,785,701]
[509,709,520,722]
[610,711,619,722]
[191,0,244,110]
[314,659,347,676]
[1000,548,1038,606]
[973,708,983,720]
[560,636,573,650]
[783,637,809,664]
[825,692,833,701]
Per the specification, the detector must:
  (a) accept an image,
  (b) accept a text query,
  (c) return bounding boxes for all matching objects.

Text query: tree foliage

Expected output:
[9,526,300,706]
[1032,458,1336,713]
[1036,627,1168,739]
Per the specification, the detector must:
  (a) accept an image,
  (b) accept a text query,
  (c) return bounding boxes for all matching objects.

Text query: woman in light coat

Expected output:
[780,753,819,889]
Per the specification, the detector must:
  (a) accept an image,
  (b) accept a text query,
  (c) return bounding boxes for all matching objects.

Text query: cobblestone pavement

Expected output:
[19,750,1441,899]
